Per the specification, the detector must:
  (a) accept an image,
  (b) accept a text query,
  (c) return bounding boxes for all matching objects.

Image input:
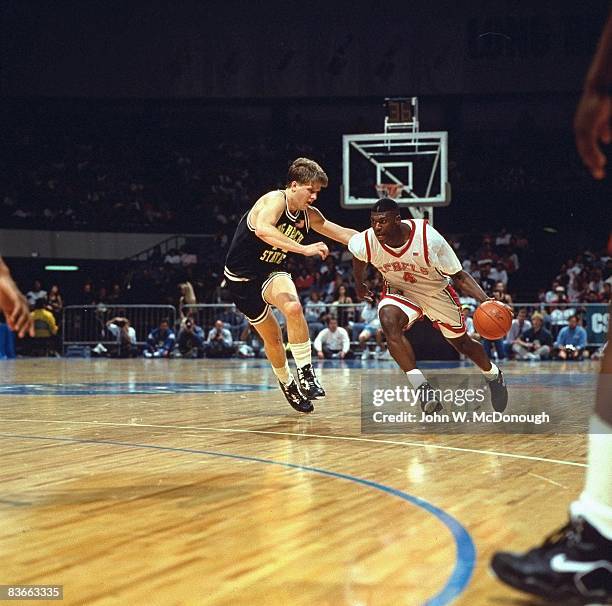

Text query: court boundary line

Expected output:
[0,432,475,606]
[0,418,587,467]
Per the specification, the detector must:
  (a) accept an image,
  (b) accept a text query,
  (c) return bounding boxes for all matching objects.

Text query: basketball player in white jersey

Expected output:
[348,198,508,413]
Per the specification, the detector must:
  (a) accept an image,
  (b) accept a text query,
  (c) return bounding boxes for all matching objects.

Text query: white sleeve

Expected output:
[348,231,369,262]
[107,324,119,337]
[427,225,462,275]
[313,329,326,352]
[340,328,351,353]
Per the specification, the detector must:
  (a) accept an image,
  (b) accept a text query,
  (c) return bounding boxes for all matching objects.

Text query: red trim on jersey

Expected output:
[381,294,424,318]
[380,219,416,258]
[431,286,465,334]
[446,285,461,307]
[365,230,372,263]
[423,220,430,266]
[434,319,466,334]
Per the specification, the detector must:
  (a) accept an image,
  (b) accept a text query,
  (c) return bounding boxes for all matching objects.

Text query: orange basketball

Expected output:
[473,300,513,340]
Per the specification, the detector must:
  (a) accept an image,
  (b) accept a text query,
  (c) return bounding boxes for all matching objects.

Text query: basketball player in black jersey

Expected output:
[224,158,357,413]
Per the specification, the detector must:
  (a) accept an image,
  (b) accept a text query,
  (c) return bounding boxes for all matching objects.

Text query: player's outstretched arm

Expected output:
[574,10,612,180]
[449,270,489,303]
[0,256,34,338]
[252,192,329,259]
[307,207,358,245]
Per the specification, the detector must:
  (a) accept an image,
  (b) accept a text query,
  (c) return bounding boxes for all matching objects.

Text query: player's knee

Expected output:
[382,326,402,347]
[283,300,303,321]
[379,314,399,337]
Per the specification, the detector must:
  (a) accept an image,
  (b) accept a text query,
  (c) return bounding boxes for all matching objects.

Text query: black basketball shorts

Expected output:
[225,271,291,325]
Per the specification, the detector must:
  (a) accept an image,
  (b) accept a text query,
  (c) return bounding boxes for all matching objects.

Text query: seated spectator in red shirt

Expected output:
[295,269,314,293]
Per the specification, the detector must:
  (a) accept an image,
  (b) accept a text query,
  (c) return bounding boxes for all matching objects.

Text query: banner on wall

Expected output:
[585,304,609,345]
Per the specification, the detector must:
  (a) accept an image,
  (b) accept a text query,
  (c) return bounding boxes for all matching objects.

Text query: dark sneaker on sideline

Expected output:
[296,364,326,400]
[278,379,313,413]
[491,516,612,605]
[488,368,508,412]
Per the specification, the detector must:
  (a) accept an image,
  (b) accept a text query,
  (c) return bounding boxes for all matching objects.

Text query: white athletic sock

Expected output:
[570,415,612,540]
[482,362,500,381]
[272,361,292,385]
[406,369,426,389]
[290,340,312,369]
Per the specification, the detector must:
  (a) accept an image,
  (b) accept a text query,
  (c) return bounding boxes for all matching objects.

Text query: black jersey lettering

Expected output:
[225,192,310,280]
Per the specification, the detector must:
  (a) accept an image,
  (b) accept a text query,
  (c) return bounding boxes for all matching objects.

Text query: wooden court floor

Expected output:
[0,358,598,606]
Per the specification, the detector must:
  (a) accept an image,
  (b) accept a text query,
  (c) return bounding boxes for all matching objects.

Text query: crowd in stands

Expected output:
[6,232,608,360]
[1,122,329,235]
[2,113,609,359]
[469,309,595,362]
[3,112,609,235]
[457,245,611,363]
[536,250,612,305]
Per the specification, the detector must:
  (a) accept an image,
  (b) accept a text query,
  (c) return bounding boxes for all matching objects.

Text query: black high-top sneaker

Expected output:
[278,379,314,413]
[418,382,443,415]
[488,368,508,412]
[296,364,326,400]
[491,516,612,604]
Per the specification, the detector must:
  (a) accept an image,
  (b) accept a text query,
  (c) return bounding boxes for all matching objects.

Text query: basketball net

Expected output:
[375,183,402,200]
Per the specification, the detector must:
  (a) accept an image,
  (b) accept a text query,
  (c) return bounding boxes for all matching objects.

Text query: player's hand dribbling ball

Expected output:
[473,300,513,340]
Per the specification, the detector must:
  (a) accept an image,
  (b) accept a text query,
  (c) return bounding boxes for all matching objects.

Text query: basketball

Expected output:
[473,300,513,340]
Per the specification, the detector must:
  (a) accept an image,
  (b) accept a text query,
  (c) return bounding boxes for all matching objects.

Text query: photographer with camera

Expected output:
[177,315,205,358]
[106,316,137,358]
[205,319,234,359]
[554,314,588,360]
